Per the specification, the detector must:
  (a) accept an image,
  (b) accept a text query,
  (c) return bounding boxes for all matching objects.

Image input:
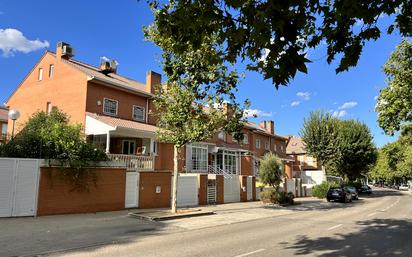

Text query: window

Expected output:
[103,98,118,116]
[49,64,54,78]
[218,131,226,141]
[133,105,145,121]
[191,143,208,171]
[38,68,43,81]
[1,123,7,137]
[264,142,270,150]
[280,145,284,152]
[256,139,261,149]
[122,140,136,155]
[243,133,249,144]
[46,102,52,114]
[152,140,158,155]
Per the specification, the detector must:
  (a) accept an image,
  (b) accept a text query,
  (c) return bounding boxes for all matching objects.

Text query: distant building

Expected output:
[0,106,8,143]
[286,136,321,179]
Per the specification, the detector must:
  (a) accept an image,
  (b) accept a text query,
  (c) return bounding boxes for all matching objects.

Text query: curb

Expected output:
[129,211,215,221]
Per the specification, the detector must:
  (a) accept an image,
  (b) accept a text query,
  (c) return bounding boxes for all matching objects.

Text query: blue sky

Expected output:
[0,0,402,147]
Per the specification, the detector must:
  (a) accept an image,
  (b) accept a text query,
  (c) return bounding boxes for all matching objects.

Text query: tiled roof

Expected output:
[0,106,8,122]
[86,112,158,133]
[286,136,306,154]
[244,122,288,140]
[53,53,151,96]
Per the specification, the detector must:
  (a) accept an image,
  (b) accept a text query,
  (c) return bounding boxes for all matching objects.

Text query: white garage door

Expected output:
[224,177,240,203]
[125,172,139,208]
[0,158,40,217]
[177,175,198,207]
[247,176,253,201]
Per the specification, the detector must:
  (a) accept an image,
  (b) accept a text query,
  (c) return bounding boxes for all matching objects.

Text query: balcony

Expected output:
[107,154,154,171]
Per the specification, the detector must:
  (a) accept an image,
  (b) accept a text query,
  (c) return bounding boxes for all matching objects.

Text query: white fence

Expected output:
[125,171,139,208]
[0,158,41,217]
[224,176,240,203]
[176,174,199,207]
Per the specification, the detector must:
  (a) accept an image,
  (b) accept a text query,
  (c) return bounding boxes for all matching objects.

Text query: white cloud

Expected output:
[296,91,311,100]
[290,101,301,107]
[0,28,49,57]
[374,95,378,101]
[338,101,358,110]
[243,109,273,118]
[332,110,347,118]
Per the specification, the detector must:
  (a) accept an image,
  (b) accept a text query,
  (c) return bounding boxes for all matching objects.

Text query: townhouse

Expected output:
[0,106,8,143]
[4,42,295,210]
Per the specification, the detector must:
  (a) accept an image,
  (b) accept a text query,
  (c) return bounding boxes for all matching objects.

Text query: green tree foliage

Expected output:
[259,153,285,191]
[312,181,340,199]
[376,39,412,135]
[146,0,411,87]
[0,109,107,167]
[301,111,377,180]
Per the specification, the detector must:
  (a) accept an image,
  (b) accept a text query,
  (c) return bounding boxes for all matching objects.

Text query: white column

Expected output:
[106,131,110,153]
[222,151,225,173]
[149,138,154,155]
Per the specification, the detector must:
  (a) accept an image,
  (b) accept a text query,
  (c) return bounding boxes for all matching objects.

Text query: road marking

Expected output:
[234,249,265,257]
[327,224,343,230]
[367,212,377,217]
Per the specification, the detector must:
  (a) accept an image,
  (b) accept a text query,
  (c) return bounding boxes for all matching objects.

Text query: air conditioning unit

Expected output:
[62,45,74,57]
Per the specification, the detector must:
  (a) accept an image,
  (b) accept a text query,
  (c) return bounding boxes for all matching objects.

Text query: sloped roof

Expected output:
[286,136,306,154]
[244,122,288,140]
[0,106,8,122]
[86,112,158,133]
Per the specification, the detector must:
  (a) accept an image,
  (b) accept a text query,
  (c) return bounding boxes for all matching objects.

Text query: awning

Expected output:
[85,112,158,139]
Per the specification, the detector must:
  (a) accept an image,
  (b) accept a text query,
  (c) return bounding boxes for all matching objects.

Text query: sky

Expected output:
[0,0,403,147]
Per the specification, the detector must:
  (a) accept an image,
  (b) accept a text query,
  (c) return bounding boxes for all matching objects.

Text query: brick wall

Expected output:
[198,174,208,205]
[216,175,224,204]
[37,167,126,216]
[139,172,171,208]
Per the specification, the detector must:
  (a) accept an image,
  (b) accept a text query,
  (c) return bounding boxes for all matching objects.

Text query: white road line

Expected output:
[367,212,377,217]
[234,249,265,257]
[327,224,343,230]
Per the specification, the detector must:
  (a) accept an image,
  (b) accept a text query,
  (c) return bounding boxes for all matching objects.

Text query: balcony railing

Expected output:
[107,154,154,171]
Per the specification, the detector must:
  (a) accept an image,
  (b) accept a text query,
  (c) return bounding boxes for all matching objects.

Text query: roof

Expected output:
[0,106,8,122]
[86,112,158,133]
[286,136,306,154]
[54,53,152,97]
[244,122,288,140]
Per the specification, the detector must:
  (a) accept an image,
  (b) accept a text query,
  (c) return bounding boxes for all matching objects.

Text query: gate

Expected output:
[207,179,216,204]
[0,158,40,217]
[177,174,199,207]
[224,176,240,203]
[125,171,139,208]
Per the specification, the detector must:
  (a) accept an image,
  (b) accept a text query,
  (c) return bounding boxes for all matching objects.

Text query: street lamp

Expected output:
[8,109,20,140]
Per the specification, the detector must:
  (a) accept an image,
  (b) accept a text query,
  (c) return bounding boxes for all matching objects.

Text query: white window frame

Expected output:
[191,143,208,171]
[122,140,136,155]
[38,68,43,81]
[103,98,118,116]
[49,64,54,78]
[256,139,261,149]
[264,141,270,150]
[132,105,145,122]
[243,133,249,144]
[218,131,226,141]
[46,102,52,114]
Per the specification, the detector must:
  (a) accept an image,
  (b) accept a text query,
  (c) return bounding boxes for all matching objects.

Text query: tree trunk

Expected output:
[171,145,180,213]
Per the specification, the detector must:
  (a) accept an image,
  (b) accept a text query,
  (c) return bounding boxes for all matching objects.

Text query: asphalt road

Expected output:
[47,189,412,257]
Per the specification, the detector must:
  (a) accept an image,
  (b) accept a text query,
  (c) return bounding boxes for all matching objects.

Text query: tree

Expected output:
[376,39,412,135]
[301,111,377,180]
[259,153,285,192]
[146,0,411,87]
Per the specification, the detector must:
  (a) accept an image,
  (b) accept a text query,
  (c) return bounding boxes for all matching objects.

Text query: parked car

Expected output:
[345,186,359,200]
[327,187,352,203]
[358,185,372,195]
[399,185,409,191]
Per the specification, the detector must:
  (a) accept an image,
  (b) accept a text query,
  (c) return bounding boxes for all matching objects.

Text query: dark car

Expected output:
[345,186,359,200]
[358,185,372,195]
[327,187,352,203]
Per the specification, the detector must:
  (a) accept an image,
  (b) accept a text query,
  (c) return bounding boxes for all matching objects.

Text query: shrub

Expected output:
[312,181,340,199]
[259,153,285,190]
[260,190,294,205]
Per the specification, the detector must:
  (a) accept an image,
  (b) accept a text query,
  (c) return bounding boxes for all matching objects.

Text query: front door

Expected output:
[122,140,136,155]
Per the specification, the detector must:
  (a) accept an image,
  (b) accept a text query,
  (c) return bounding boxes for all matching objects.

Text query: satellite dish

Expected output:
[8,109,20,120]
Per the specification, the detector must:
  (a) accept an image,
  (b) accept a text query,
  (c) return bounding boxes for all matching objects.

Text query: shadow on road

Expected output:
[285,218,412,256]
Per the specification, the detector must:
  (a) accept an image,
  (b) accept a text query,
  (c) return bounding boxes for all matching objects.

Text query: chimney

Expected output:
[56,42,74,61]
[266,120,275,135]
[260,121,267,130]
[146,71,162,94]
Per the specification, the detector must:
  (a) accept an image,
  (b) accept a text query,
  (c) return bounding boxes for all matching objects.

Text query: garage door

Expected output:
[177,175,198,207]
[224,176,240,203]
[247,176,253,201]
[125,172,139,208]
[0,158,40,217]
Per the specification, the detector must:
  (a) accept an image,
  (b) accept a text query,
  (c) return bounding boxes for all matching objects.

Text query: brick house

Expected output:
[5,42,295,208]
[286,136,321,178]
[0,106,8,143]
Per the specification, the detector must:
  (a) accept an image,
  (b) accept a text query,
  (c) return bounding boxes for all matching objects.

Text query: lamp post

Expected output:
[8,109,20,140]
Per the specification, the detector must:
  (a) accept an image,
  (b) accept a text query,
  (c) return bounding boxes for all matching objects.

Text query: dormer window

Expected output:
[133,105,145,122]
[103,98,118,116]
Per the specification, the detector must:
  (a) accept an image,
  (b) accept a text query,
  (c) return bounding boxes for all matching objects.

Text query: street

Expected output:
[38,189,412,257]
